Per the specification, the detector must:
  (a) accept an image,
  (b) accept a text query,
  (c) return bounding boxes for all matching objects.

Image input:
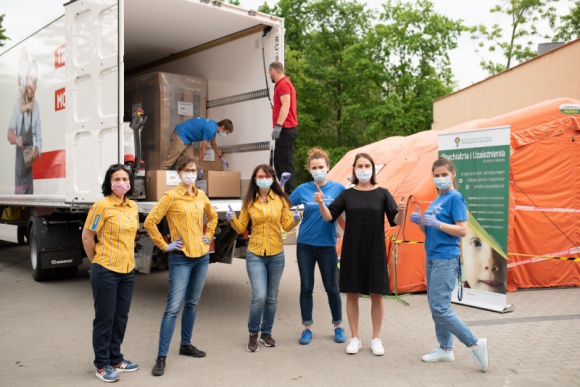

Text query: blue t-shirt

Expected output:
[175,117,217,144]
[289,180,345,246]
[424,190,467,260]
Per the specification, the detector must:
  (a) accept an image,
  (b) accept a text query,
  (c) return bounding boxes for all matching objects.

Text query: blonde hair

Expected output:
[306,147,330,169]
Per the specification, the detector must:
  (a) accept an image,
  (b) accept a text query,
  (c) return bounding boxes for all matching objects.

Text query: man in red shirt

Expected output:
[269,61,298,194]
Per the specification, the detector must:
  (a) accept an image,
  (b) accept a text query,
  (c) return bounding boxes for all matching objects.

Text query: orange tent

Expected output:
[328,98,580,293]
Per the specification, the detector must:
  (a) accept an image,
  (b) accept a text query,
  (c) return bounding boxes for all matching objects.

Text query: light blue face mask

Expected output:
[434,176,451,190]
[256,178,273,190]
[311,169,327,182]
[217,131,227,137]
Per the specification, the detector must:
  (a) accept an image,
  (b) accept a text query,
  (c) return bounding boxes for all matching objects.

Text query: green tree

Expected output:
[0,14,9,47]
[552,0,580,41]
[341,0,462,142]
[471,0,557,75]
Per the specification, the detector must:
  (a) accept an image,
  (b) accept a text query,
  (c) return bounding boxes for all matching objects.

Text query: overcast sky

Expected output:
[1,0,572,90]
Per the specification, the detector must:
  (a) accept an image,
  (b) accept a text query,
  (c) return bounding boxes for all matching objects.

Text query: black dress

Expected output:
[328,187,398,295]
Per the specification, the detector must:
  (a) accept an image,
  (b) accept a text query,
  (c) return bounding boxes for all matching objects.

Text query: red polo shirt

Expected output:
[272,76,298,128]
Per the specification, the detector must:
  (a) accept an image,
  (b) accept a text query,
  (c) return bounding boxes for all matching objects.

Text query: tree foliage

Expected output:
[254,0,462,184]
[470,0,557,75]
[552,0,580,41]
[0,14,9,47]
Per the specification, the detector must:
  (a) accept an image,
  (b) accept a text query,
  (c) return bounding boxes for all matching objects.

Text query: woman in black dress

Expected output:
[315,153,406,356]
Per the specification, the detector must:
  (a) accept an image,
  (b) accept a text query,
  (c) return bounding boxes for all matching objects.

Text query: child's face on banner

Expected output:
[461,227,507,294]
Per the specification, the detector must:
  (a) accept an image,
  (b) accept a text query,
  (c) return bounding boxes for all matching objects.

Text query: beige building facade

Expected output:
[432,38,580,130]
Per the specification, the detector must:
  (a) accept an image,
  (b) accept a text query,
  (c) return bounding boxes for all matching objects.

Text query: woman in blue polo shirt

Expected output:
[409,157,489,372]
[289,147,346,345]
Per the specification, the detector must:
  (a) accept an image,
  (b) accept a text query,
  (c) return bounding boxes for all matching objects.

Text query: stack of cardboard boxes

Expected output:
[125,71,240,200]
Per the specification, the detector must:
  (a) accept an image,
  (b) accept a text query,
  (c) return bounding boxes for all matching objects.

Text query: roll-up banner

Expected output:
[439,126,511,312]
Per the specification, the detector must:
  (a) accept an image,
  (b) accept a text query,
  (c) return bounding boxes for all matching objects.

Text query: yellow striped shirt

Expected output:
[84,195,138,273]
[145,183,218,258]
[230,191,299,256]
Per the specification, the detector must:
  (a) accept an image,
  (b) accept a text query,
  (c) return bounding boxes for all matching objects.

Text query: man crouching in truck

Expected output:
[161,117,233,178]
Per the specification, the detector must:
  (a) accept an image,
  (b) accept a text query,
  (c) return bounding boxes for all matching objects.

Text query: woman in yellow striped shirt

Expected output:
[82,164,140,383]
[144,156,217,377]
[227,164,300,352]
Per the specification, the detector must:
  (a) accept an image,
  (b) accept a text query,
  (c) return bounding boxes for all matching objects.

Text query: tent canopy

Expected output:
[328,98,580,292]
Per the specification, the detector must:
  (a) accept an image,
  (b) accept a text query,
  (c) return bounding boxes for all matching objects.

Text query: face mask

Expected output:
[181,173,197,186]
[311,169,327,182]
[256,178,273,190]
[355,169,373,183]
[434,177,452,190]
[218,131,227,137]
[111,181,130,196]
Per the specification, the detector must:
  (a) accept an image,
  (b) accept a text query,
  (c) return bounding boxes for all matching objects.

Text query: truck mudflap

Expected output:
[29,216,84,281]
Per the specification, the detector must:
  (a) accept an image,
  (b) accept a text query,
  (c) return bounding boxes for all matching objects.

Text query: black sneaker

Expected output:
[179,344,206,358]
[247,333,259,352]
[260,333,276,347]
[151,356,165,377]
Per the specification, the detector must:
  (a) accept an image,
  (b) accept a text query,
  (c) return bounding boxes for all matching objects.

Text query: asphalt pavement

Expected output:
[0,242,579,386]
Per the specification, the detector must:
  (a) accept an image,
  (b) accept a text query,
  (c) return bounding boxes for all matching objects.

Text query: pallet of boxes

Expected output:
[125,72,240,200]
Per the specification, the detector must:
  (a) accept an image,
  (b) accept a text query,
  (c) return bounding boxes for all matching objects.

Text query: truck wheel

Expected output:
[30,229,52,282]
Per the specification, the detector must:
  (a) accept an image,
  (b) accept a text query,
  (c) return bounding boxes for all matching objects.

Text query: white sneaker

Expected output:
[370,338,384,356]
[472,338,489,372]
[422,347,454,362]
[346,337,362,354]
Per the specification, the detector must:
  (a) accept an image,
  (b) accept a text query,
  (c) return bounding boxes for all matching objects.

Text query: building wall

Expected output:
[432,38,580,131]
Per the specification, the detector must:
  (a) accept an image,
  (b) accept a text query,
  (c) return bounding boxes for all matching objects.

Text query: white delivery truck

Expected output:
[0,0,284,281]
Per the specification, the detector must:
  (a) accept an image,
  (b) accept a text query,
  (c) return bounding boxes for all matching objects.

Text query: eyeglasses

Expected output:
[110,164,131,172]
[182,168,197,173]
[255,174,273,179]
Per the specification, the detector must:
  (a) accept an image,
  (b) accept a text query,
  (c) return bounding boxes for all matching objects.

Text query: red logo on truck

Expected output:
[55,44,65,69]
[55,88,66,111]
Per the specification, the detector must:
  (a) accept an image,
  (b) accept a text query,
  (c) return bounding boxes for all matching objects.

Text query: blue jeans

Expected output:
[426,258,478,349]
[246,251,285,334]
[157,252,209,356]
[297,243,342,326]
[90,263,135,368]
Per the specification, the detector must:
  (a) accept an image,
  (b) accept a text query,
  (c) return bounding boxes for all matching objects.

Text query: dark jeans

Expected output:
[274,127,297,194]
[90,263,135,369]
[297,243,342,326]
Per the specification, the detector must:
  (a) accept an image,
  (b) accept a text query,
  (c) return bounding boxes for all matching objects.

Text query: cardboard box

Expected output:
[145,170,180,201]
[124,72,208,170]
[282,224,299,245]
[199,171,241,198]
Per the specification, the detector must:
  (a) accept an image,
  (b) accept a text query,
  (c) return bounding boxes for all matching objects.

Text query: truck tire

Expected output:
[30,228,52,282]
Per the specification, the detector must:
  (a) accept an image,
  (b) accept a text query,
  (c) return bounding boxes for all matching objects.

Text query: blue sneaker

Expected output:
[299,329,313,345]
[96,365,119,383]
[113,359,139,373]
[334,327,346,343]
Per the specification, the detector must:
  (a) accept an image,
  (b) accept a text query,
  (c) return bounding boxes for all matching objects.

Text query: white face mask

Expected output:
[218,131,227,137]
[434,177,451,190]
[355,169,373,183]
[181,173,197,186]
[256,178,273,190]
[311,169,327,182]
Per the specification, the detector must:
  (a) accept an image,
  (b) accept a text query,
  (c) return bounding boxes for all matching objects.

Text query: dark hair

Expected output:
[432,157,458,190]
[242,164,292,210]
[218,119,234,133]
[306,147,330,169]
[351,153,377,185]
[102,164,134,197]
[175,156,196,172]
[269,61,284,73]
